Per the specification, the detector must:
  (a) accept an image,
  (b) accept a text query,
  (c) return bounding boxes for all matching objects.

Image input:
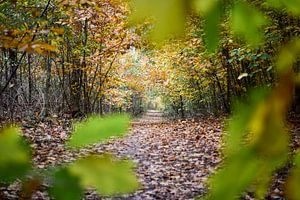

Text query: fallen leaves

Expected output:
[90,115,223,199]
[1,112,298,199]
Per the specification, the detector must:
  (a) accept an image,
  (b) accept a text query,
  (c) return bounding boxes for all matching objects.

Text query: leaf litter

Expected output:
[1,112,299,199]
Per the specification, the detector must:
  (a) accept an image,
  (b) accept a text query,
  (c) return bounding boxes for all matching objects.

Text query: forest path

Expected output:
[87,114,223,199]
[134,110,165,123]
[2,113,223,199]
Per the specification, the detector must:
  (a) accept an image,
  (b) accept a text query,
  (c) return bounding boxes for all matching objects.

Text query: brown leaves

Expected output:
[2,112,298,199]
[14,113,223,199]
[90,114,223,199]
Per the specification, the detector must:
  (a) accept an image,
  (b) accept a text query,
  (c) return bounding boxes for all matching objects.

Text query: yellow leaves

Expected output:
[0,34,58,55]
[51,28,65,36]
[18,42,58,55]
[0,26,64,56]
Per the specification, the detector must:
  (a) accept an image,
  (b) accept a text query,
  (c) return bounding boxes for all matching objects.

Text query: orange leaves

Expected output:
[0,26,64,55]
[30,42,58,54]
[0,36,57,55]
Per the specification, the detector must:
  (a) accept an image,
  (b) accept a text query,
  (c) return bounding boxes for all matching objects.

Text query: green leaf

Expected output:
[231,2,267,45]
[207,84,290,199]
[202,1,222,52]
[207,150,260,200]
[266,0,300,15]
[294,151,300,167]
[130,0,186,44]
[49,168,83,200]
[0,127,31,183]
[67,114,131,148]
[224,88,268,156]
[282,0,300,15]
[286,167,300,200]
[276,38,300,73]
[68,155,139,195]
[286,152,300,199]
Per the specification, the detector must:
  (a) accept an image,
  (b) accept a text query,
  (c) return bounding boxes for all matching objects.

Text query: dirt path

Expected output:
[134,110,165,123]
[87,112,223,199]
[1,112,223,199]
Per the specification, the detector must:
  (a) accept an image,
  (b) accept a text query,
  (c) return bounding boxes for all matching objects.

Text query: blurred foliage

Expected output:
[69,154,139,195]
[0,127,31,183]
[49,168,83,200]
[131,0,300,199]
[286,152,300,200]
[0,115,139,199]
[67,114,130,148]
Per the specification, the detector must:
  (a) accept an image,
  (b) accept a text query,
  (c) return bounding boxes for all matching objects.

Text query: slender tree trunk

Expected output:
[99,94,103,115]
[70,60,82,116]
[42,56,51,118]
[179,95,185,118]
[82,18,90,113]
[214,74,229,113]
[27,54,32,104]
[8,49,17,119]
[221,47,232,113]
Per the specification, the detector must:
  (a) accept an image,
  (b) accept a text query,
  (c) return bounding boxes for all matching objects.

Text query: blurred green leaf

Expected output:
[202,1,222,52]
[207,149,260,200]
[266,0,300,15]
[49,168,83,200]
[68,155,139,196]
[276,38,300,73]
[224,88,269,156]
[286,152,300,200]
[67,114,130,148]
[231,2,267,45]
[0,127,31,183]
[206,86,290,199]
[286,168,300,200]
[130,0,186,44]
[295,151,300,167]
[193,0,222,52]
[193,0,217,14]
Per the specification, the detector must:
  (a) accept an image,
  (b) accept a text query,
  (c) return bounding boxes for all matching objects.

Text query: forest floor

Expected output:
[1,111,299,199]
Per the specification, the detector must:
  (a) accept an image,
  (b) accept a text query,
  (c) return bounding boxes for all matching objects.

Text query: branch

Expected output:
[91,37,126,108]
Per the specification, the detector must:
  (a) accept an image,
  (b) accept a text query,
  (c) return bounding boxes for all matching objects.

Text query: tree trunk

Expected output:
[179,95,185,118]
[41,56,51,118]
[27,54,32,104]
